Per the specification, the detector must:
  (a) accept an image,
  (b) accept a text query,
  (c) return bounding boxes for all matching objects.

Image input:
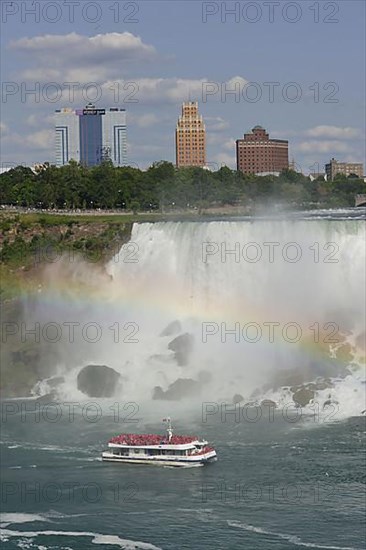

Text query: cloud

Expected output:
[271,129,299,138]
[26,115,38,127]
[9,32,157,82]
[305,126,362,139]
[7,129,53,151]
[205,116,230,131]
[133,113,159,128]
[296,140,351,154]
[0,122,8,135]
[222,138,236,151]
[100,77,248,105]
[212,152,236,168]
[26,114,56,128]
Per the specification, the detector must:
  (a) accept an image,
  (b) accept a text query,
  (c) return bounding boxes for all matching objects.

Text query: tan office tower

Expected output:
[175,101,206,167]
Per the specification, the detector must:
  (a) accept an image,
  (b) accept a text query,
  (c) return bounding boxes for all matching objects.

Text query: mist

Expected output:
[11,218,366,418]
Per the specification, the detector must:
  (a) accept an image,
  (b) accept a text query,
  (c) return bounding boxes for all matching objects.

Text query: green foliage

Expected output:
[0,161,364,210]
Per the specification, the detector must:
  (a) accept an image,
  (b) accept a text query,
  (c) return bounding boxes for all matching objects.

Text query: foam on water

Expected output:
[0,514,51,529]
[0,512,162,549]
[0,529,162,549]
[228,520,363,549]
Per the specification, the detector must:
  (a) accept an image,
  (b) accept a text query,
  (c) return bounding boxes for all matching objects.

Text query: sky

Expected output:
[0,0,365,172]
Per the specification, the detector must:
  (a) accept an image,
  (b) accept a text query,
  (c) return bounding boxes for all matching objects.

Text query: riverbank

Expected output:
[0,212,136,300]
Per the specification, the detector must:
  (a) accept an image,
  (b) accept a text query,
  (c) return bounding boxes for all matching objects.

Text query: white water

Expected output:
[28,219,366,417]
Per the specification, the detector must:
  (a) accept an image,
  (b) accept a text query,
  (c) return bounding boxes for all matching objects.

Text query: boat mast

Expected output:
[165,417,173,441]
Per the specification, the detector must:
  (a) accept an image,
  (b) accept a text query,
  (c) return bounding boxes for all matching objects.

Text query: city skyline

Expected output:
[0,1,365,173]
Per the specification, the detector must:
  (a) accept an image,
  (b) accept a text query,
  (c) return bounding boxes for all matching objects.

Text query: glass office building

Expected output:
[55,103,127,167]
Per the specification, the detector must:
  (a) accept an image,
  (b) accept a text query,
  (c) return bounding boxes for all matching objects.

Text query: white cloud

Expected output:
[26,114,55,128]
[100,77,248,105]
[0,122,8,135]
[10,31,156,59]
[296,140,351,154]
[222,138,236,151]
[205,116,230,131]
[271,129,299,138]
[212,152,236,169]
[134,113,159,128]
[26,115,37,127]
[10,32,157,82]
[7,129,53,151]
[305,125,362,139]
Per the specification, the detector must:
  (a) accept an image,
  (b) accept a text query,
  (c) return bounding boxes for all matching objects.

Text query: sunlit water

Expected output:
[1,408,365,549]
[1,209,365,549]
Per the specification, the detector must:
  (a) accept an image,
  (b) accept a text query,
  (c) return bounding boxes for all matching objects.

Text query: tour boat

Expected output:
[102,418,217,467]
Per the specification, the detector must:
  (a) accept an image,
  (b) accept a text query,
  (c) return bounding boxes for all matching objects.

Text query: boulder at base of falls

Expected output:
[77,365,120,398]
[233,394,244,404]
[265,360,349,394]
[290,379,334,407]
[152,378,201,400]
[292,387,315,407]
[168,333,194,366]
[160,320,182,337]
[261,399,277,408]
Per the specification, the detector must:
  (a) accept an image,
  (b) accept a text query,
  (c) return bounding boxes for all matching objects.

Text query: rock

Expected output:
[290,378,336,407]
[160,320,182,337]
[35,393,57,404]
[292,387,314,407]
[168,333,194,366]
[233,394,244,404]
[152,378,201,400]
[152,386,165,400]
[261,399,277,408]
[268,359,350,393]
[77,365,120,398]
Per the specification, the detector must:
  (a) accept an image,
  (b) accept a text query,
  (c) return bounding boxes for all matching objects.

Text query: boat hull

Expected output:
[102,451,217,467]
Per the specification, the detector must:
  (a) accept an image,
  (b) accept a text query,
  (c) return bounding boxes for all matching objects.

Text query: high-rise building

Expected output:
[325,158,364,180]
[55,103,127,167]
[236,126,288,175]
[55,108,80,166]
[175,101,206,168]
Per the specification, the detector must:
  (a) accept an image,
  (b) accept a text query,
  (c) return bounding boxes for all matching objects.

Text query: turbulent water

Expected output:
[1,209,365,549]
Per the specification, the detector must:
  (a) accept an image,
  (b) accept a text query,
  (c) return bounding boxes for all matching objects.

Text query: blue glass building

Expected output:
[55,103,127,167]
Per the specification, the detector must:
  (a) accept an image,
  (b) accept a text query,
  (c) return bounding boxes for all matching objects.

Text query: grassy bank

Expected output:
[0,212,137,300]
[0,212,136,395]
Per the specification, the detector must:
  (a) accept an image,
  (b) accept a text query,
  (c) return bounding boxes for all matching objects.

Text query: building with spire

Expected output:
[175,101,206,168]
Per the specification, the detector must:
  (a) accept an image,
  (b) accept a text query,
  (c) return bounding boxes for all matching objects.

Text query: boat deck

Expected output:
[109,434,199,446]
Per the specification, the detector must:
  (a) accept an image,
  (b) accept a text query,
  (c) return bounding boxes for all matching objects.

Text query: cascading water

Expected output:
[27,217,365,418]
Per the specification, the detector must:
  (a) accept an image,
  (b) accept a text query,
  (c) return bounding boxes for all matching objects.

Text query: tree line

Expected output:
[0,160,364,210]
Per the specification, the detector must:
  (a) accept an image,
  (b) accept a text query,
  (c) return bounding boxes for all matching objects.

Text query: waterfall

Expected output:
[21,218,366,417]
